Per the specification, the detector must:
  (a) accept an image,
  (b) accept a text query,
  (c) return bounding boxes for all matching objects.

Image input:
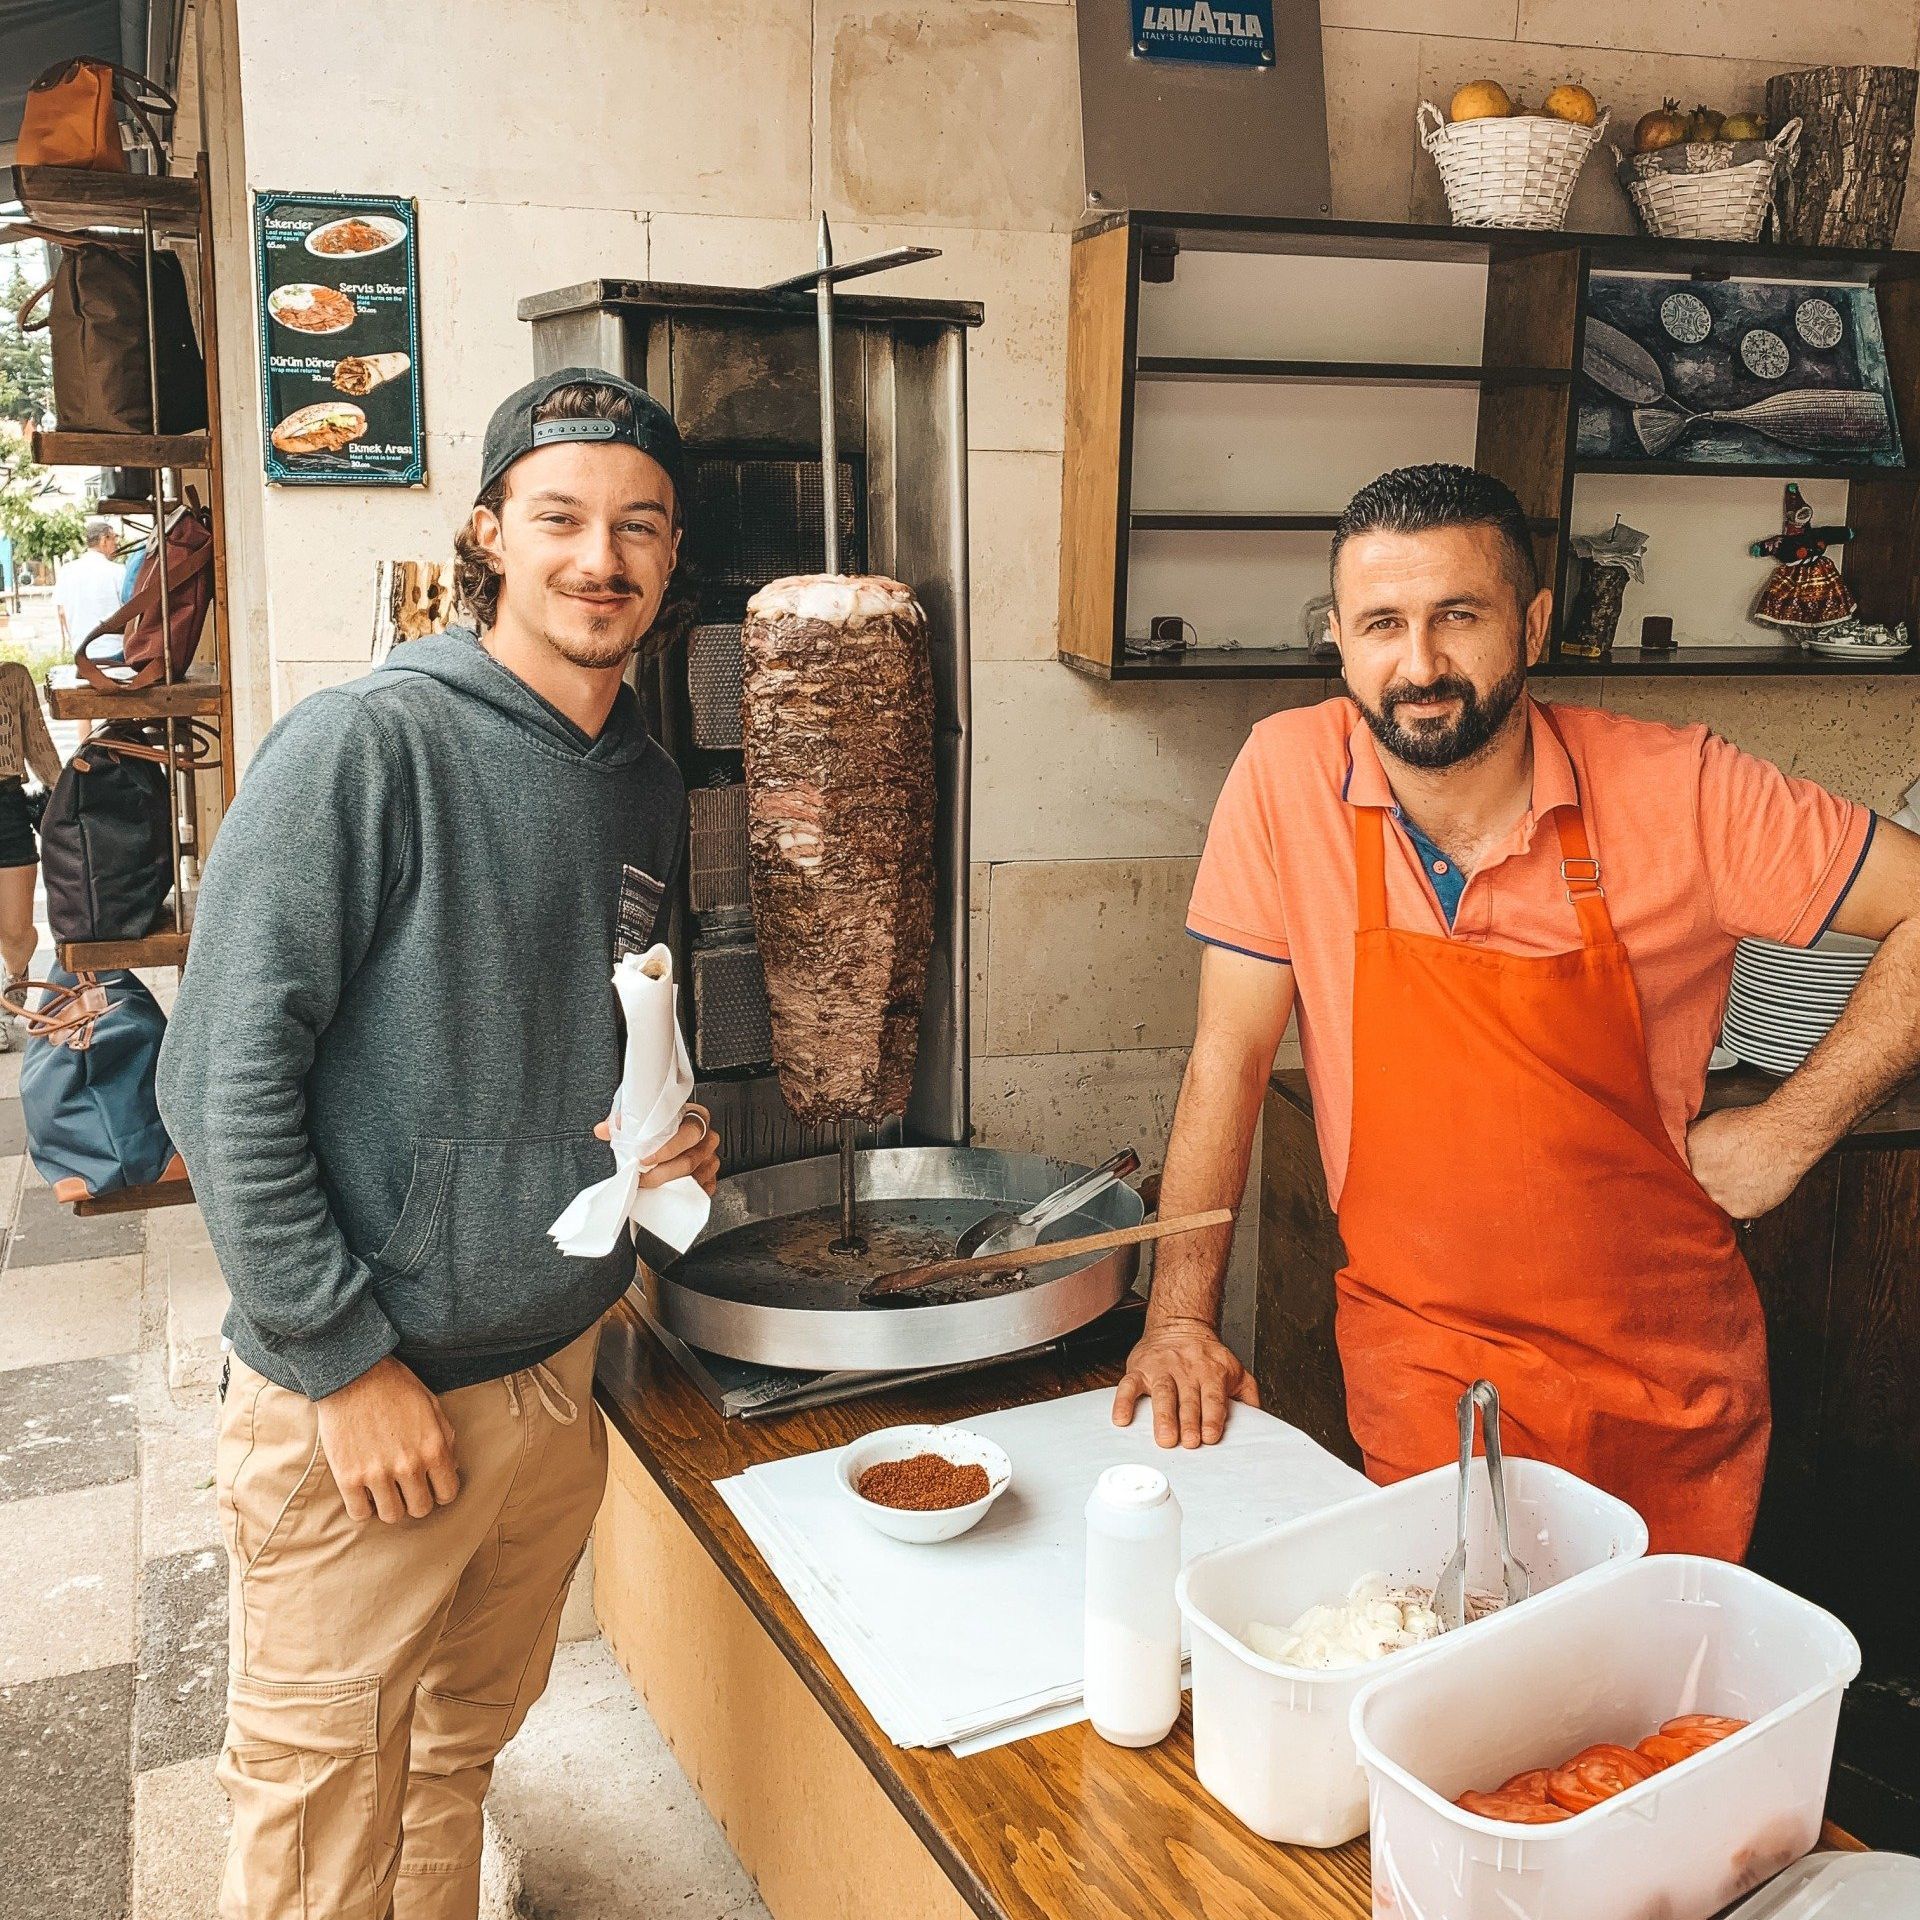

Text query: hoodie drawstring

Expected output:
[502,1361,579,1426]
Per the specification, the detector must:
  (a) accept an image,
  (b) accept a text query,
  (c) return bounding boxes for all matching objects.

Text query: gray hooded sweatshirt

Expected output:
[157,627,687,1397]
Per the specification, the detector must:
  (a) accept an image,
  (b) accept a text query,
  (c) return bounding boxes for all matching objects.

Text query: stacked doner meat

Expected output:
[740,575,936,1124]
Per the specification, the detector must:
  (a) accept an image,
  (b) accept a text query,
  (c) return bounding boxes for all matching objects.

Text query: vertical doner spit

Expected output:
[741,218,941,1258]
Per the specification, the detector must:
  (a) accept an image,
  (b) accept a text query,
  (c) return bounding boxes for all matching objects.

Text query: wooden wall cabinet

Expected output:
[1060,211,1920,683]
[1255,1066,1920,1850]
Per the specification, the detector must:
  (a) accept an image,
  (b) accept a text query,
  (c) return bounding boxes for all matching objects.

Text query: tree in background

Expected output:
[0,435,85,609]
[0,255,55,431]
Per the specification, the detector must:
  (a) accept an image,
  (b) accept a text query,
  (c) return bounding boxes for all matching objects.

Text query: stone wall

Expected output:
[214,0,1920,1347]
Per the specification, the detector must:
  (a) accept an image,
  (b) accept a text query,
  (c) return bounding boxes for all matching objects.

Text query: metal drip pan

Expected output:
[644,1147,1142,1370]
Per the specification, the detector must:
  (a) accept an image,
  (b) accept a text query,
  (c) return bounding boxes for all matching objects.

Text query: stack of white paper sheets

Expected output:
[716,1387,1370,1753]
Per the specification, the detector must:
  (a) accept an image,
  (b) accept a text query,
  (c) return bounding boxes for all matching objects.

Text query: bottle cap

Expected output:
[1096,1464,1170,1511]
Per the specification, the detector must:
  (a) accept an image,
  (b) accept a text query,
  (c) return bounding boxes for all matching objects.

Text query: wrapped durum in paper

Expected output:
[548,945,711,1258]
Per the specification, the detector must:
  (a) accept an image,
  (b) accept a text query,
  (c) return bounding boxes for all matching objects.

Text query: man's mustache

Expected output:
[552,575,643,599]
[1381,675,1476,716]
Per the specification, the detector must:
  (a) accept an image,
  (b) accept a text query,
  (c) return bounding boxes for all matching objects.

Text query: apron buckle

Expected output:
[1559,855,1605,899]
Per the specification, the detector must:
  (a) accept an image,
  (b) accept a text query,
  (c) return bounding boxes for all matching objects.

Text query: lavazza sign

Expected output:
[1132,0,1273,65]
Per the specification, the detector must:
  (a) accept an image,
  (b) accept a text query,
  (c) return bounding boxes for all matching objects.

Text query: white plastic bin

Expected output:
[1176,1460,1645,1847]
[1352,1556,1861,1920]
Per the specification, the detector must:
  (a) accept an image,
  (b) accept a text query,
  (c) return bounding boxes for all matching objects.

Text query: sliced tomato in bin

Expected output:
[1658,1714,1748,1752]
[1456,1787,1575,1825]
[1546,1743,1658,1813]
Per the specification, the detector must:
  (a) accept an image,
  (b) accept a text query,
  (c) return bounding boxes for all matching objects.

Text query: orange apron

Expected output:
[1333,716,1770,1559]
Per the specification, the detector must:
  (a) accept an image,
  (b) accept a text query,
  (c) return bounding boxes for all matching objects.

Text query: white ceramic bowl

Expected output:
[836,1423,1012,1544]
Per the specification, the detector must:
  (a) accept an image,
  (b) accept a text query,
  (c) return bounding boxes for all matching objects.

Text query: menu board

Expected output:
[254,190,425,487]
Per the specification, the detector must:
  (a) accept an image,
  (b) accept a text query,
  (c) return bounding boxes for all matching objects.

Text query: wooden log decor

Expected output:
[1766,65,1918,247]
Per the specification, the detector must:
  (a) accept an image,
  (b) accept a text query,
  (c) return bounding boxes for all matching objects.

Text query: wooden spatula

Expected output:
[858,1208,1235,1305]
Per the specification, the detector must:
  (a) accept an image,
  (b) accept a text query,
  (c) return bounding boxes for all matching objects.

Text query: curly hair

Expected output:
[454,380,696,660]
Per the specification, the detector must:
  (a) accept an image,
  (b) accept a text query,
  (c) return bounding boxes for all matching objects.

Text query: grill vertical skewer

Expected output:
[764,222,945,1257]
[814,216,863,1256]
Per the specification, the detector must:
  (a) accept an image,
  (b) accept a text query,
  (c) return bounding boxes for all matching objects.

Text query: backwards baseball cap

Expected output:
[477,366,685,504]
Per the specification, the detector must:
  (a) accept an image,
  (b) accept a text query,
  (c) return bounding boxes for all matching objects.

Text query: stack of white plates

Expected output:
[1720,932,1876,1075]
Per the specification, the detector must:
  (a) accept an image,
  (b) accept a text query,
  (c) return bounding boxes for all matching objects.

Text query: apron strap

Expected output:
[1355,802,1389,933]
[1536,702,1619,951]
[1352,701,1619,948]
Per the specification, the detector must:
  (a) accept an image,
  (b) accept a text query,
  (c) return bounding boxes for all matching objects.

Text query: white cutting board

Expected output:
[717,1387,1370,1749]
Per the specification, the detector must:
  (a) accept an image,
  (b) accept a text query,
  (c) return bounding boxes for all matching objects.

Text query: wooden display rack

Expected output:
[1060,211,1920,681]
[13,155,240,1215]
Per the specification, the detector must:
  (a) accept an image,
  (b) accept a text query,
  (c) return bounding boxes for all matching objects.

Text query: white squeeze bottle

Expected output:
[1083,1464,1183,1747]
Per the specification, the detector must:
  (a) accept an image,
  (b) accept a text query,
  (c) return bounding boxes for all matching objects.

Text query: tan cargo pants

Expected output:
[213,1323,607,1920]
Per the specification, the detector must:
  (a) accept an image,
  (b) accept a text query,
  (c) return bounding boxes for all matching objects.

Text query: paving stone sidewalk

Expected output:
[0,1033,770,1917]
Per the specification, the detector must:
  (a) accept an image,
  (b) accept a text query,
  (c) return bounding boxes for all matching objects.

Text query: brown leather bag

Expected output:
[77,498,216,691]
[13,225,208,438]
[16,58,172,171]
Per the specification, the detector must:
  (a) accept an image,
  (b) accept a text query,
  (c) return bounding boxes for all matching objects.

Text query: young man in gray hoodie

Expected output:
[159,368,718,1920]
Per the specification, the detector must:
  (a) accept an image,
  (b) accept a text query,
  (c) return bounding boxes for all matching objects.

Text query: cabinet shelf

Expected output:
[9,164,201,237]
[1130,509,1343,532]
[44,673,225,722]
[71,1173,196,1218]
[1577,457,1911,481]
[33,430,208,472]
[1133,356,1574,388]
[1059,210,1920,680]
[58,903,194,973]
[1066,642,1916,682]
[1130,509,1559,534]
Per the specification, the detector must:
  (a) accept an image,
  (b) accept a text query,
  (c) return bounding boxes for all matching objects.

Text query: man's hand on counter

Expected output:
[1685,1102,1816,1223]
[1113,1315,1260,1449]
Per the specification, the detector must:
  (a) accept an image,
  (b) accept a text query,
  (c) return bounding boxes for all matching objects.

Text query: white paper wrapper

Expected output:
[548,945,711,1258]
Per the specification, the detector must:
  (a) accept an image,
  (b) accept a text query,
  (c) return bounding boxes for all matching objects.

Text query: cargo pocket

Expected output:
[220,1672,387,1919]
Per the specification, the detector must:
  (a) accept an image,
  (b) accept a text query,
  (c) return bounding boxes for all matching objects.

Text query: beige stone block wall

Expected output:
[224,0,1920,1363]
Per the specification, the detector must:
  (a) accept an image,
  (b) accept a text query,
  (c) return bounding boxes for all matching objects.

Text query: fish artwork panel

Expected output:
[1577,273,1903,468]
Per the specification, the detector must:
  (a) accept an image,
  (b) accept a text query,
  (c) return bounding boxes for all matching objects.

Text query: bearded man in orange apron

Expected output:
[1111,463,1920,1559]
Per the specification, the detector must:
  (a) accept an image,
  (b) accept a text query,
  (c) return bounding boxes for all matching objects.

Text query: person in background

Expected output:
[0,659,62,1049]
[159,368,715,1919]
[51,516,122,651]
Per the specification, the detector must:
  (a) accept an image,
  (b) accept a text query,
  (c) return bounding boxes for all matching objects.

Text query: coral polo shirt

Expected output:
[1186,696,1875,1209]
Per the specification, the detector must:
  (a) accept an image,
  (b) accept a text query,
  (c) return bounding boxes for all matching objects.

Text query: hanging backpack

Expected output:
[39,722,212,944]
[5,970,182,1203]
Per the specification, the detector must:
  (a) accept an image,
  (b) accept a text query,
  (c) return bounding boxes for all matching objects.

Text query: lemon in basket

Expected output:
[1449,80,1512,123]
[1544,84,1599,126]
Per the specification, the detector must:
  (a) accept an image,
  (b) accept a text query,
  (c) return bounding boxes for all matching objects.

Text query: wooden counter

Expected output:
[590,1294,1375,1920]
[1256,1064,1920,1850]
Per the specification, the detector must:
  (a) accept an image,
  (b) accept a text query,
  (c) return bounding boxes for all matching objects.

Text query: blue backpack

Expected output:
[13,968,179,1201]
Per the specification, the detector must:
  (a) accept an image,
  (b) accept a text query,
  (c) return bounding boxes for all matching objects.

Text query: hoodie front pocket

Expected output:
[380,1133,626,1353]
[371,1139,453,1278]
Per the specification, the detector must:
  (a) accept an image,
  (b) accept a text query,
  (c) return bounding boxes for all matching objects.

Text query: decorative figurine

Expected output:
[1750,482,1857,630]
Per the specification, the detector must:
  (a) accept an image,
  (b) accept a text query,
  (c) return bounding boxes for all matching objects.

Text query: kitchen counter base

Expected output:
[589,1293,1376,1920]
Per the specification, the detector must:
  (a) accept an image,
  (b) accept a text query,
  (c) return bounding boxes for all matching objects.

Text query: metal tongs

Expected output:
[1430,1379,1533,1633]
[952,1147,1141,1259]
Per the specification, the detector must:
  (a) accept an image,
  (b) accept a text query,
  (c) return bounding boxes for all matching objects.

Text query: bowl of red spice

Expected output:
[837,1424,1013,1543]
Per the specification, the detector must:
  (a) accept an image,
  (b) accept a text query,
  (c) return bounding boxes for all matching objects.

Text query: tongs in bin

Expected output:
[1430,1378,1533,1633]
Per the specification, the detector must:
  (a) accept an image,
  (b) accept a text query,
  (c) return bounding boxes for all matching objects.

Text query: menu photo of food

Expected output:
[256,190,424,486]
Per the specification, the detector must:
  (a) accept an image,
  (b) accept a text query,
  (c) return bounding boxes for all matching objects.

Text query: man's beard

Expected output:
[541,577,655,670]
[1358,658,1528,770]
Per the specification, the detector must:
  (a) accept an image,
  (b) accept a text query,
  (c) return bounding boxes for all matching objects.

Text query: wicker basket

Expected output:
[1419,101,1609,229]
[1616,119,1801,241]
